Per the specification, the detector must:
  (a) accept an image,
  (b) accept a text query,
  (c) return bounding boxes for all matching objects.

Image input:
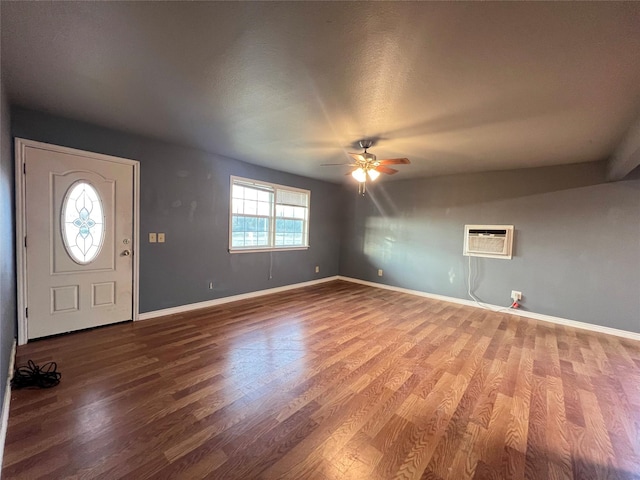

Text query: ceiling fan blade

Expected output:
[374,166,399,175]
[378,158,410,165]
[320,162,356,166]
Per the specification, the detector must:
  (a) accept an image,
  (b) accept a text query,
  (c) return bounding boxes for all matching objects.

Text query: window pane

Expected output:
[232,214,270,248]
[257,201,270,216]
[293,206,306,219]
[232,185,245,199]
[244,188,258,201]
[275,205,307,220]
[244,200,257,215]
[61,181,105,264]
[273,217,304,246]
[232,198,244,214]
[232,232,244,247]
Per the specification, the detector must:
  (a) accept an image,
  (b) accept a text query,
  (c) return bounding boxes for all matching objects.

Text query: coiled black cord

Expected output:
[11,360,61,389]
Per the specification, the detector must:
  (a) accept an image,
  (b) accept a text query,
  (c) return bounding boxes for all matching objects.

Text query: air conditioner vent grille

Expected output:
[468,236,505,255]
[464,225,514,259]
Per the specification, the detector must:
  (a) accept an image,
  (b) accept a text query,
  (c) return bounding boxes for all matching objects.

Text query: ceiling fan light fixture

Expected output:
[367,169,380,181]
[352,167,367,183]
[326,140,410,193]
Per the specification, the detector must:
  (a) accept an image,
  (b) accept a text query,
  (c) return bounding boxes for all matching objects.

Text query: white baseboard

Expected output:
[0,339,17,477]
[337,276,640,342]
[137,274,640,342]
[138,276,340,321]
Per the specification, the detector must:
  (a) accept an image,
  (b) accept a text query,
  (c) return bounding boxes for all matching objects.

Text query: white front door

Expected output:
[21,142,136,340]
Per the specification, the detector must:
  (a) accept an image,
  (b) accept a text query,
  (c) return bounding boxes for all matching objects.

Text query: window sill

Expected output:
[229,246,310,254]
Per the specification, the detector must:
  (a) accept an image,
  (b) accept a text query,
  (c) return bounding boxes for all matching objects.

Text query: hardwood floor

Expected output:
[3,280,640,479]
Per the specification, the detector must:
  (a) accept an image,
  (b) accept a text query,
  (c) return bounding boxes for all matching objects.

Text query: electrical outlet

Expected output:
[511,290,522,301]
[208,282,214,289]
[315,266,320,273]
[378,269,383,277]
[158,233,165,243]
[149,233,157,243]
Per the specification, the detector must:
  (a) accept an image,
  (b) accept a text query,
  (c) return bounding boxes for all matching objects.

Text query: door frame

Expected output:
[15,138,141,345]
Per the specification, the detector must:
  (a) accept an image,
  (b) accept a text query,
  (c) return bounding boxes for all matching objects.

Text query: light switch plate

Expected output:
[149,233,157,243]
[158,233,165,243]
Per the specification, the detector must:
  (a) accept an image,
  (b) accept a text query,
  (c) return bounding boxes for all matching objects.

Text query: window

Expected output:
[230,176,310,252]
[61,181,105,264]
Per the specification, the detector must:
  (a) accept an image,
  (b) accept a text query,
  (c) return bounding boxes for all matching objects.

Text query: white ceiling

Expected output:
[2,2,640,183]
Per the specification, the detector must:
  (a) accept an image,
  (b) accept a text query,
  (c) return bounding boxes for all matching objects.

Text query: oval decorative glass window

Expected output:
[61,181,105,264]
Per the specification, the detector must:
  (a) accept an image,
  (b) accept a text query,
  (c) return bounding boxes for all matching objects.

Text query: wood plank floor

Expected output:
[3,280,640,479]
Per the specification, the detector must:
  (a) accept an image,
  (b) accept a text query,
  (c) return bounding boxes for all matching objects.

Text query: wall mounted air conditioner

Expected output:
[463,225,514,259]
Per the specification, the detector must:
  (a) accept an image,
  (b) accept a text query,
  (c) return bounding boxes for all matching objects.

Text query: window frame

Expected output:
[229,176,311,253]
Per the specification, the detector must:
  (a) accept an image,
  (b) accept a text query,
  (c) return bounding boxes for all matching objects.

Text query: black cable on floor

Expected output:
[11,360,62,389]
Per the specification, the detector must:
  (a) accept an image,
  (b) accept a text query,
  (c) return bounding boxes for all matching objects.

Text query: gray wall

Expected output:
[7,106,640,335]
[340,162,640,333]
[1,79,17,407]
[12,107,342,313]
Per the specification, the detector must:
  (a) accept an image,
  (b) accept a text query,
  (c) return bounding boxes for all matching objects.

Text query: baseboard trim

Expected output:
[138,276,340,321]
[0,339,17,477]
[337,276,640,342]
[138,274,639,341]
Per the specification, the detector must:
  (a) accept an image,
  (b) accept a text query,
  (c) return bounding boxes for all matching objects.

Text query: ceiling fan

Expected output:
[322,140,410,194]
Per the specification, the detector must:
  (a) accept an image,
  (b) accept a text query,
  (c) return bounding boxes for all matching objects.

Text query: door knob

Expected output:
[122,249,131,256]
